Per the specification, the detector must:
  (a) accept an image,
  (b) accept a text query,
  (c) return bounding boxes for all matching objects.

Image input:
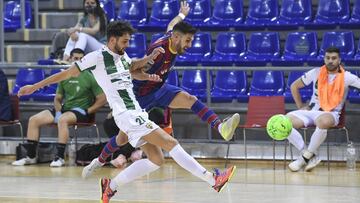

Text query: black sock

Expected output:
[26,140,38,158]
[56,143,67,159]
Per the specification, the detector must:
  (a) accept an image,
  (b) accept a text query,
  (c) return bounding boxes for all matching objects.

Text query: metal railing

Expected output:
[1,63,360,139]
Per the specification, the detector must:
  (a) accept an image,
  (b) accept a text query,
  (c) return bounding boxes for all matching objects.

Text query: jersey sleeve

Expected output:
[347,71,360,89]
[301,68,318,86]
[74,51,98,72]
[87,71,104,96]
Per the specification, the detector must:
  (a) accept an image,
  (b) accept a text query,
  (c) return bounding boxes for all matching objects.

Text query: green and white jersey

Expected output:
[75,46,142,115]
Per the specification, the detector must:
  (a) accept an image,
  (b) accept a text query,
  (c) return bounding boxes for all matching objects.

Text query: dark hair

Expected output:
[325,46,340,56]
[173,21,197,35]
[83,0,107,35]
[70,48,85,56]
[106,20,135,40]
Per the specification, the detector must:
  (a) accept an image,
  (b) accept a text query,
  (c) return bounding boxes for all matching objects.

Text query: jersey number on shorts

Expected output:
[135,116,146,125]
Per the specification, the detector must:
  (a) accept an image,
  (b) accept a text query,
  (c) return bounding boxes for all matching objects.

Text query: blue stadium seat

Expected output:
[284,71,312,103]
[126,33,146,58]
[139,0,179,31]
[176,32,212,66]
[165,70,179,86]
[211,71,248,103]
[33,69,62,101]
[308,31,355,66]
[207,0,244,29]
[181,70,212,101]
[341,0,360,28]
[307,0,350,29]
[272,0,312,29]
[4,0,32,32]
[249,71,284,96]
[118,0,147,27]
[242,0,279,30]
[100,0,116,22]
[185,0,211,28]
[272,32,318,66]
[241,32,280,66]
[207,32,246,66]
[12,68,45,101]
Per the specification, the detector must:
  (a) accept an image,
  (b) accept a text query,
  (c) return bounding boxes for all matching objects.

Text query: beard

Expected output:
[114,44,124,55]
[325,63,339,71]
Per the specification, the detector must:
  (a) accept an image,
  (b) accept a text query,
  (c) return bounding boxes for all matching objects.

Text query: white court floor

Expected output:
[0,156,359,203]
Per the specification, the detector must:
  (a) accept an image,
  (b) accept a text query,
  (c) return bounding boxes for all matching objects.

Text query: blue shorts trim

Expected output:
[136,84,182,111]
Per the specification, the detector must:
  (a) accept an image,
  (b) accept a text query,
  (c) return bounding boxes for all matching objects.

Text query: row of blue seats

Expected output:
[118,31,360,67]
[11,68,360,104]
[121,0,360,31]
[4,0,360,32]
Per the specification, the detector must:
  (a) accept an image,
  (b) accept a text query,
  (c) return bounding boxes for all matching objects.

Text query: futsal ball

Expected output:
[266,114,292,141]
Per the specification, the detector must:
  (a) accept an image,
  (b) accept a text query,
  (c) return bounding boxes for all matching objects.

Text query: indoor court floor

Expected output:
[0,156,359,203]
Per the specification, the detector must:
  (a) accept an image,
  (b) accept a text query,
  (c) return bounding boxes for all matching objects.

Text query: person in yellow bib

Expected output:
[286,47,360,172]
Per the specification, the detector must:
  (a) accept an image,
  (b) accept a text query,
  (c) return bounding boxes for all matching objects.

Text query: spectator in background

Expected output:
[286,47,360,172]
[0,69,12,121]
[50,0,107,61]
[12,49,107,167]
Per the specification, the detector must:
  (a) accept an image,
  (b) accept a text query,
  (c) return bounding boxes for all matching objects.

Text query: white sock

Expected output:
[307,127,327,154]
[287,128,305,151]
[169,144,215,186]
[110,159,160,191]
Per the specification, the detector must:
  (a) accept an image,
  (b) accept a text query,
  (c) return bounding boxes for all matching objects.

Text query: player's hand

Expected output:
[17,85,37,97]
[70,32,79,41]
[179,1,190,17]
[67,27,77,35]
[149,47,165,63]
[54,111,62,123]
[148,74,162,82]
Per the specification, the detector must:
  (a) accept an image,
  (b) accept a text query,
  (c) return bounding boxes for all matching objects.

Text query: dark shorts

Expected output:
[136,84,183,111]
[50,108,90,123]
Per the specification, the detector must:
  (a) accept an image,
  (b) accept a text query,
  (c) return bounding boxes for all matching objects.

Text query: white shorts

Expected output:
[114,109,159,148]
[287,110,340,127]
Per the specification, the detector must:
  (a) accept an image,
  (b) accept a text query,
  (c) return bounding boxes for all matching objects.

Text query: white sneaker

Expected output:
[50,158,65,167]
[220,113,240,141]
[12,156,37,166]
[288,156,306,172]
[82,158,104,179]
[304,156,321,172]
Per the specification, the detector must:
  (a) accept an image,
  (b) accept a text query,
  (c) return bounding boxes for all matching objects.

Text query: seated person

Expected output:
[0,69,12,121]
[62,0,107,62]
[12,49,107,167]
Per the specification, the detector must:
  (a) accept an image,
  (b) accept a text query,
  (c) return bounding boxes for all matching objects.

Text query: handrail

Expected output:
[0,0,4,62]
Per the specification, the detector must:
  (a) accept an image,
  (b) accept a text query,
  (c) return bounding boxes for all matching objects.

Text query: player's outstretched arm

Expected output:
[167,0,190,32]
[18,65,80,97]
[131,69,162,82]
[130,47,165,71]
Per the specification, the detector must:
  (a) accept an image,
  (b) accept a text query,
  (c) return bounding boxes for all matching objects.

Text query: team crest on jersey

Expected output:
[145,122,153,129]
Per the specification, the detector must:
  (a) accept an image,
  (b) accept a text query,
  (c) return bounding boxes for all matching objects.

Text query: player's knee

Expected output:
[149,155,164,166]
[316,119,333,129]
[57,117,69,127]
[286,114,302,128]
[29,115,41,126]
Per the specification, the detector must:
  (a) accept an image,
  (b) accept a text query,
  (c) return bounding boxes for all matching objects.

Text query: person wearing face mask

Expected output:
[60,0,107,62]
[285,46,360,172]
